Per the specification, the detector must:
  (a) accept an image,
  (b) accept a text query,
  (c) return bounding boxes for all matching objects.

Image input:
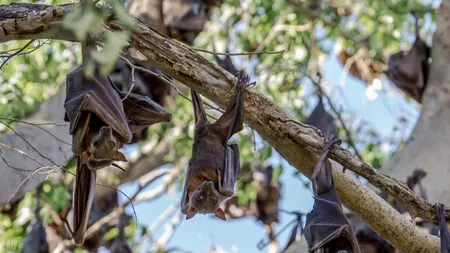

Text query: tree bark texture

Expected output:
[0,3,446,252]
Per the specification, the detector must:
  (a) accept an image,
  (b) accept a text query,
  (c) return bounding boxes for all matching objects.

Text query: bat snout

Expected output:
[100,126,112,133]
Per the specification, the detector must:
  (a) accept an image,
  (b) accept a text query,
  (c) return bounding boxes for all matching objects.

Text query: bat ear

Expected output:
[186,208,197,220]
[114,151,128,162]
[214,208,226,221]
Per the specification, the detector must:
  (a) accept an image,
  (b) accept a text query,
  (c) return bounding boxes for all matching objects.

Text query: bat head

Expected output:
[187,181,226,221]
[88,126,127,161]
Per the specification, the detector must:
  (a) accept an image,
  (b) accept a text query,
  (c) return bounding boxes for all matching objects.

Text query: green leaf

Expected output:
[272,165,283,182]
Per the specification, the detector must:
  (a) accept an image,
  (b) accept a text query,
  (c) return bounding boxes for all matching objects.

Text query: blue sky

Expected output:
[110,47,420,253]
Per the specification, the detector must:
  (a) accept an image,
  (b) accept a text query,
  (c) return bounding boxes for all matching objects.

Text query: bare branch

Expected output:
[191,48,285,56]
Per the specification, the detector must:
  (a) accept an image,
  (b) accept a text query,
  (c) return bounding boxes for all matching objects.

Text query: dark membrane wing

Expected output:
[72,160,97,245]
[64,65,132,144]
[304,190,360,253]
[120,92,172,133]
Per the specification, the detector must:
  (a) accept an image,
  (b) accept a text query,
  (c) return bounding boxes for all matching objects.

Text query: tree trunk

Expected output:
[381,1,450,204]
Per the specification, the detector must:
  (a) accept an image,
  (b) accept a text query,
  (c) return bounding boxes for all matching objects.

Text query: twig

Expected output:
[122,64,135,101]
[0,40,35,69]
[191,48,285,56]
[0,117,71,145]
[0,143,46,166]
[0,117,68,127]
[6,165,59,204]
[145,200,180,239]
[117,54,224,118]
[0,120,60,166]
[57,163,184,249]
[152,212,184,251]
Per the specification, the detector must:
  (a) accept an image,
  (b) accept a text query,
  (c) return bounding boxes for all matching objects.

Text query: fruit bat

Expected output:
[110,214,132,253]
[385,16,430,103]
[282,212,304,252]
[346,212,395,253]
[64,43,132,168]
[251,165,282,225]
[180,73,248,220]
[305,97,337,139]
[304,138,361,253]
[64,58,171,169]
[436,203,450,253]
[163,0,214,45]
[108,56,173,143]
[22,189,49,253]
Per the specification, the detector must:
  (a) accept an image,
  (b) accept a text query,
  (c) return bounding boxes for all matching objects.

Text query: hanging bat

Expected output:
[163,0,213,45]
[251,165,282,225]
[282,212,303,252]
[110,214,132,253]
[305,96,337,139]
[180,72,249,220]
[436,203,450,253]
[304,138,361,253]
[64,50,132,169]
[108,55,173,143]
[385,14,430,103]
[22,188,49,253]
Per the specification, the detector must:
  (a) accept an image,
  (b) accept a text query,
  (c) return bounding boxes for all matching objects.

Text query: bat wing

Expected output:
[436,203,450,253]
[215,73,247,141]
[111,80,172,133]
[218,143,240,197]
[64,65,132,153]
[191,88,208,125]
[71,157,97,245]
[305,98,336,139]
[304,190,360,253]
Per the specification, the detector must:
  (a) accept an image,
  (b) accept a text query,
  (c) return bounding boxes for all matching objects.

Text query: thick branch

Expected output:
[0,3,444,252]
[108,19,439,252]
[0,3,76,42]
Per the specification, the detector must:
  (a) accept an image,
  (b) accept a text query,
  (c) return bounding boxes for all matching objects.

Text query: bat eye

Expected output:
[109,141,116,147]
[93,140,100,148]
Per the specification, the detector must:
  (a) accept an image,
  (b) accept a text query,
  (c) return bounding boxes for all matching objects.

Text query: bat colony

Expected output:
[59,27,448,253]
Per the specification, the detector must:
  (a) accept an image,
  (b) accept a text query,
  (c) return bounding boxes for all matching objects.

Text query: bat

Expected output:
[436,203,450,253]
[346,212,395,253]
[108,55,173,143]
[64,51,132,169]
[110,214,132,253]
[385,15,430,103]
[304,138,361,253]
[22,188,49,253]
[305,97,337,139]
[109,76,172,135]
[252,165,282,225]
[282,212,304,252]
[180,72,249,220]
[163,0,214,45]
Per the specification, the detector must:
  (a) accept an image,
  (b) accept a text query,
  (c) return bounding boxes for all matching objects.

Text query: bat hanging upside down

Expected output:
[63,40,172,245]
[304,137,361,253]
[181,73,249,220]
